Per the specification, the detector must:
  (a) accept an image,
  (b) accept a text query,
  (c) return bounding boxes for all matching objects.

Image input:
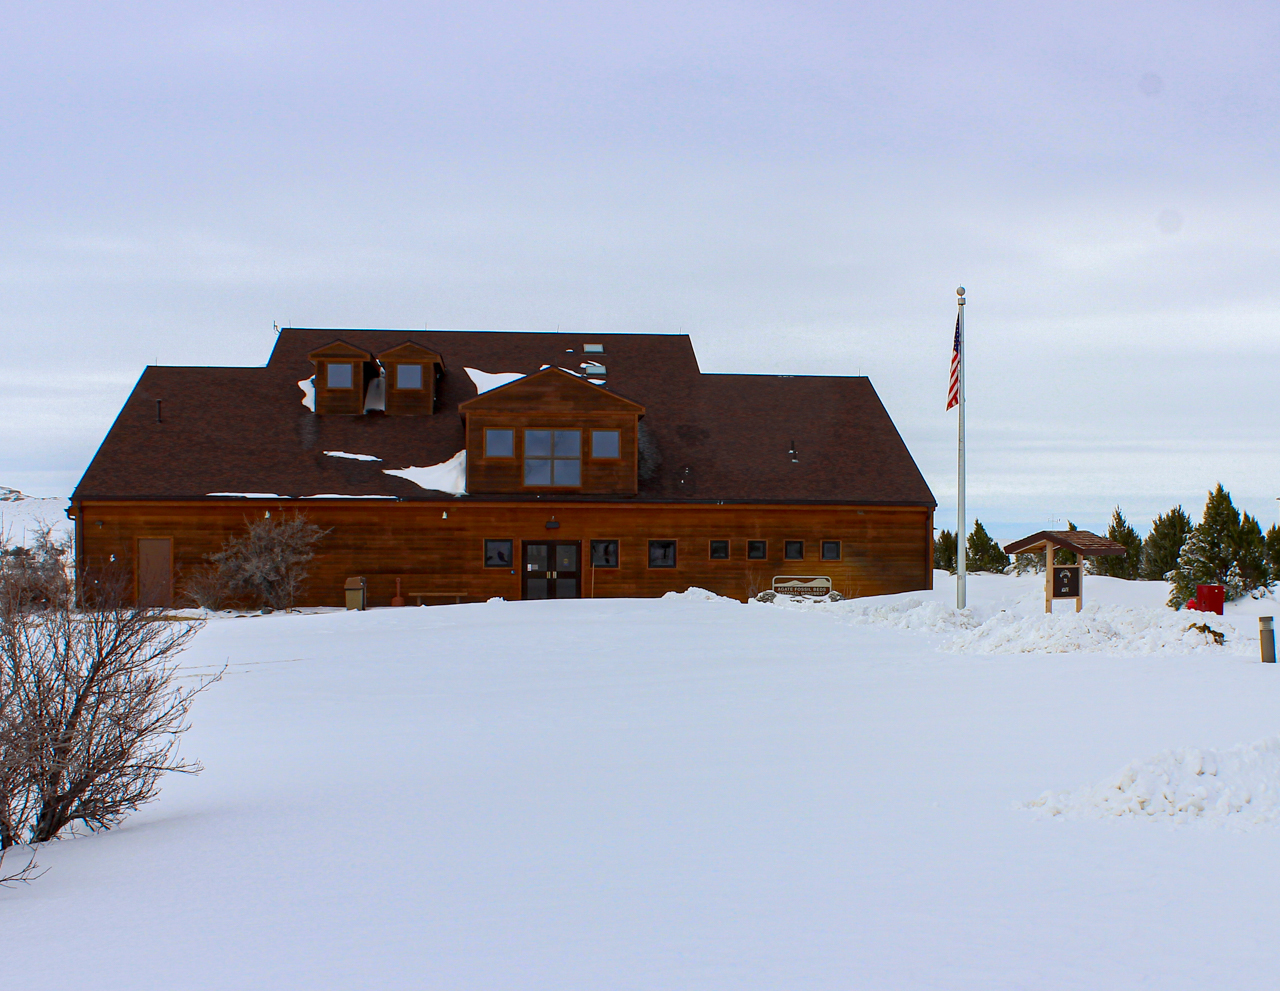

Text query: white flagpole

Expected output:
[956,286,967,609]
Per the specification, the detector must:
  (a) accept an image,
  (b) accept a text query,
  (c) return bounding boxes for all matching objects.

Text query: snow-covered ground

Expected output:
[7,574,1280,989]
[0,487,71,547]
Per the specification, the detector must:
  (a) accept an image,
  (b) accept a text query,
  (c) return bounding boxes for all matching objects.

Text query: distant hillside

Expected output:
[0,487,71,546]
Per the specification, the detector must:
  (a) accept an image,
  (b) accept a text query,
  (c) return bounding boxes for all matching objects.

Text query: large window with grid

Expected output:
[524,429,581,486]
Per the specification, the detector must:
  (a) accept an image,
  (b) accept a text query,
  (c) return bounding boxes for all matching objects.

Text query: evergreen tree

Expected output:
[966,520,1011,573]
[1095,507,1142,579]
[934,530,957,572]
[1168,485,1272,607]
[1139,506,1193,581]
[1267,524,1280,582]
[1055,520,1079,565]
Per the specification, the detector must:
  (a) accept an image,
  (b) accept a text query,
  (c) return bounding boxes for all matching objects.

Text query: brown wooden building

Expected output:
[71,330,936,607]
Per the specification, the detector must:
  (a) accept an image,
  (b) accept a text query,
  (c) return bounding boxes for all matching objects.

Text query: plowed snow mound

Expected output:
[1024,738,1280,825]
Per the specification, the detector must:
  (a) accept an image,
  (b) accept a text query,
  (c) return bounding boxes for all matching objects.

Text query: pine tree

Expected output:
[966,520,1010,573]
[1139,506,1192,581]
[1095,507,1141,579]
[1167,485,1271,607]
[934,530,957,572]
[1266,524,1280,582]
[1055,520,1079,565]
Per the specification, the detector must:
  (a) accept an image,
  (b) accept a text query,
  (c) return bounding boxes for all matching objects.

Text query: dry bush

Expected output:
[208,513,329,611]
[178,563,231,611]
[0,559,216,852]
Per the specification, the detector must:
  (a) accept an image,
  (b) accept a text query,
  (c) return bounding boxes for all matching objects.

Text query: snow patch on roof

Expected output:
[383,450,467,495]
[324,451,381,461]
[364,375,386,412]
[207,493,288,499]
[465,368,523,395]
[301,494,396,499]
[298,378,315,411]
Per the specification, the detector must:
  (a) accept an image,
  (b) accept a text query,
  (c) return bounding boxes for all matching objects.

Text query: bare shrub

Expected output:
[178,563,231,611]
[209,513,329,611]
[0,525,72,617]
[0,564,216,850]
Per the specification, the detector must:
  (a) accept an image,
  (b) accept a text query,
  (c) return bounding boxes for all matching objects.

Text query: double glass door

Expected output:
[523,542,581,599]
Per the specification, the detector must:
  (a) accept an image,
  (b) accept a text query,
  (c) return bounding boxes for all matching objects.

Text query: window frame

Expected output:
[395,363,424,390]
[523,428,582,488]
[590,539,620,568]
[326,362,354,389]
[591,429,621,460]
[708,539,730,560]
[821,540,842,561]
[483,538,515,568]
[746,540,767,560]
[784,540,805,561]
[647,539,678,569]
[484,428,515,459]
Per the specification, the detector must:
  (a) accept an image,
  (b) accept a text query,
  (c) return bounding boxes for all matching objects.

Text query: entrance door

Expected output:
[522,542,581,599]
[137,538,173,608]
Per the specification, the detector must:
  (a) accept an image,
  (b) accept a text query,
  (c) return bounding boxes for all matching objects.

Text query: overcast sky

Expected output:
[4,1,1279,540]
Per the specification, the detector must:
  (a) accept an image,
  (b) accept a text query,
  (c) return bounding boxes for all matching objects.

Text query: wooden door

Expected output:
[522,541,581,599]
[137,538,173,608]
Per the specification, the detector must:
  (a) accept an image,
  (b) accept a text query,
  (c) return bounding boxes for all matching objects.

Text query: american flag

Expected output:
[946,313,961,410]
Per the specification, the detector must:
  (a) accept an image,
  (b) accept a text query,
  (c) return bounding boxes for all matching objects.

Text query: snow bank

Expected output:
[465,367,523,394]
[1025,737,1280,825]
[768,572,1257,655]
[383,450,467,494]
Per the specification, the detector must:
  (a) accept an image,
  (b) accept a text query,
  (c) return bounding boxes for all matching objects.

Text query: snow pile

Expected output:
[1025,737,1280,825]
[297,377,315,411]
[465,367,523,394]
[768,573,1256,655]
[324,451,381,461]
[384,450,467,494]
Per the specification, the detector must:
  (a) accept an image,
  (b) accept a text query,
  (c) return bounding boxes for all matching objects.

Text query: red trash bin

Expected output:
[1187,584,1225,615]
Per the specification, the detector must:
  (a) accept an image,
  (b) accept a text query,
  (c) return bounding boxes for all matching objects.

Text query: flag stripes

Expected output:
[946,313,961,410]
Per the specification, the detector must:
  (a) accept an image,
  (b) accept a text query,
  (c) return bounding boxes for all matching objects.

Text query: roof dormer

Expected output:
[307,341,376,415]
[376,342,444,416]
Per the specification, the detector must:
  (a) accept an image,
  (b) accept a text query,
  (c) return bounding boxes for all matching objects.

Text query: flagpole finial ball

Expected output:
[956,287,965,297]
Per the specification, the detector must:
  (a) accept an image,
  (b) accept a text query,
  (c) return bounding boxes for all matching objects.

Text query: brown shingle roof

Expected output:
[1003,530,1128,557]
[72,329,936,507]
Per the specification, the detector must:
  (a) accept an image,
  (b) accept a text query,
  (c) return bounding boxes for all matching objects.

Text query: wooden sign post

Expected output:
[1004,530,1127,615]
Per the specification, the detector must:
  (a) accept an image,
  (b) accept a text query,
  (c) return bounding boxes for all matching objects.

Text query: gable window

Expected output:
[822,540,842,561]
[524,429,581,486]
[484,539,513,567]
[648,540,677,568]
[327,363,353,389]
[784,540,804,560]
[747,540,767,560]
[591,429,620,459]
[396,364,423,389]
[709,539,729,560]
[591,540,619,567]
[485,428,514,458]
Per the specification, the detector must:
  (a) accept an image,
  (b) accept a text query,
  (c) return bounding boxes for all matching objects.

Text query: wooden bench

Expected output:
[403,591,466,606]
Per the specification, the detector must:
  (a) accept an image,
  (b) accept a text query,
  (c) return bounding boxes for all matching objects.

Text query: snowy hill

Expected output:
[0,487,71,546]
[5,581,1280,989]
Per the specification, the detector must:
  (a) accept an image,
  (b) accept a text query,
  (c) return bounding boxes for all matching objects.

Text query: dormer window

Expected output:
[583,343,604,354]
[395,364,423,390]
[327,363,354,389]
[524,429,580,486]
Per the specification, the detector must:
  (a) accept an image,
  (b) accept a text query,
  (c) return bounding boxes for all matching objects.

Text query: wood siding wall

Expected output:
[465,413,639,495]
[75,500,933,608]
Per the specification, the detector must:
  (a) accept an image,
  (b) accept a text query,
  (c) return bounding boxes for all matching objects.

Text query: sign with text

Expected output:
[772,576,833,597]
[1052,566,1081,598]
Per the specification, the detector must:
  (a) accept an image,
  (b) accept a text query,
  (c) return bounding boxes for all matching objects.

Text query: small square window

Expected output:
[592,430,620,459]
[591,540,618,567]
[709,540,729,560]
[784,540,804,560]
[484,539,513,568]
[747,540,767,560]
[485,429,514,458]
[821,540,842,561]
[326,362,353,389]
[552,458,580,485]
[648,540,677,568]
[584,343,604,353]
[396,364,423,389]
[524,459,552,485]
